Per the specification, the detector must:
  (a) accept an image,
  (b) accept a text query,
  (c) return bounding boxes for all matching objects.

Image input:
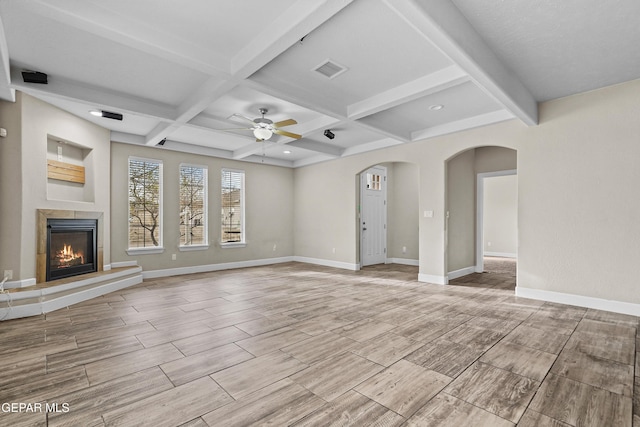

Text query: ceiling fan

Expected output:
[227,108,302,141]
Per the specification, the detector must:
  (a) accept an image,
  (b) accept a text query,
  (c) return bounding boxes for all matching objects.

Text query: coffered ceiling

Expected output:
[1,0,639,167]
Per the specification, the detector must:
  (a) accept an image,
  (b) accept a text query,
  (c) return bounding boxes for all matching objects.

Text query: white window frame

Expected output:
[127,156,164,255]
[221,168,246,248]
[179,163,209,251]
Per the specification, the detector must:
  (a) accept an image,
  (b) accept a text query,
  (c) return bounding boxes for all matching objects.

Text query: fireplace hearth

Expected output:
[46,218,98,281]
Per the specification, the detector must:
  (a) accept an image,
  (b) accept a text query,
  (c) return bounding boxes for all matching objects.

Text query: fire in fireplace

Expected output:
[46,219,98,281]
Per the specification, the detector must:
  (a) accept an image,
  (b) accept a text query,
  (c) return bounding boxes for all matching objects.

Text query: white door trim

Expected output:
[476,169,517,273]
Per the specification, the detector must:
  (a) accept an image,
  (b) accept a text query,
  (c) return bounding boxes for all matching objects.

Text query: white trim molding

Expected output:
[418,273,448,285]
[3,277,37,289]
[127,247,165,256]
[448,266,475,280]
[143,256,296,279]
[111,261,139,268]
[485,252,517,258]
[293,256,359,271]
[516,286,640,317]
[386,258,419,266]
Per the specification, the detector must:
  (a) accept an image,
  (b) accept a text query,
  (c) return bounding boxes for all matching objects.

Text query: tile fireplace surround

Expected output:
[36,209,104,284]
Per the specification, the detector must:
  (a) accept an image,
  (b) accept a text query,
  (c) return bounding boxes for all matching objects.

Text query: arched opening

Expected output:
[445,146,517,289]
[357,161,420,276]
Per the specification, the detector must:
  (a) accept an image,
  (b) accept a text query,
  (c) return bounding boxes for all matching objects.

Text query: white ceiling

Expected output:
[1,0,639,167]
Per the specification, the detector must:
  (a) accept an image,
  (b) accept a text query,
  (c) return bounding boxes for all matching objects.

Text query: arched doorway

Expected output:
[445,146,517,287]
[357,161,420,271]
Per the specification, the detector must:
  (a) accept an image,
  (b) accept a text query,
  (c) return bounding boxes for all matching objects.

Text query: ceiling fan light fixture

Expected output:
[253,128,272,140]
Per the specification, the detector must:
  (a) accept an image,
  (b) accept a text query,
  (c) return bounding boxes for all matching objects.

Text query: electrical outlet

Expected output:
[171,254,177,261]
[402,246,407,254]
[3,270,12,280]
[273,244,277,251]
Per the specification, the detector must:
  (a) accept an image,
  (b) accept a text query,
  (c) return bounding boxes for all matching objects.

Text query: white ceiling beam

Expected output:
[231,112,344,160]
[411,109,515,141]
[341,137,405,158]
[10,71,176,120]
[244,80,411,144]
[286,140,343,157]
[348,65,469,120]
[0,14,15,102]
[232,143,269,160]
[145,78,239,145]
[110,132,146,145]
[148,1,354,146]
[227,142,293,167]
[293,153,337,168]
[231,0,355,76]
[244,78,346,122]
[384,0,538,126]
[25,0,229,76]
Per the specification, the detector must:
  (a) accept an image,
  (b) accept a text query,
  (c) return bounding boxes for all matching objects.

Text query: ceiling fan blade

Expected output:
[274,129,302,139]
[273,118,297,127]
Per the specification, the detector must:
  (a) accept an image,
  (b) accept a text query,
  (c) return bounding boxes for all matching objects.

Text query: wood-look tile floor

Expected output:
[1,258,638,426]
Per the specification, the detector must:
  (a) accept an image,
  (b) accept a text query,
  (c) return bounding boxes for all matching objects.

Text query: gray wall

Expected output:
[294,78,640,305]
[5,77,640,309]
[0,92,23,278]
[387,162,419,261]
[111,142,294,272]
[0,92,111,281]
[484,175,517,256]
[446,149,476,272]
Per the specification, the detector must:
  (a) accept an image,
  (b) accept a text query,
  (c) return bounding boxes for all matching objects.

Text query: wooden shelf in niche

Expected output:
[47,159,85,184]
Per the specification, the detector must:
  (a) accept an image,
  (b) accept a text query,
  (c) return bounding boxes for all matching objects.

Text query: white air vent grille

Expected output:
[313,59,347,79]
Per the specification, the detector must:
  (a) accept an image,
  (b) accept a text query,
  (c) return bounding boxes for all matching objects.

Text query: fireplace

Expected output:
[46,218,98,281]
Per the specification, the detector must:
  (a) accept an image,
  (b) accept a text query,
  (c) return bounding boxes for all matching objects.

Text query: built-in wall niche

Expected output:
[46,136,95,203]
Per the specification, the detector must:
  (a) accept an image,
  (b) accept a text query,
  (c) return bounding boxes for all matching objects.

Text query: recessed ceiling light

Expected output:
[283,150,292,154]
[429,104,444,111]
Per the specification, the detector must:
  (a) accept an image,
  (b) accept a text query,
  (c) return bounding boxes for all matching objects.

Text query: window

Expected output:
[366,173,382,190]
[128,158,162,249]
[179,164,207,247]
[221,169,244,244]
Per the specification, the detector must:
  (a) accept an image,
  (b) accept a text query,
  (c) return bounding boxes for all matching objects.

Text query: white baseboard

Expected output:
[142,256,295,279]
[485,252,517,258]
[111,261,139,268]
[448,266,476,280]
[292,256,359,271]
[0,268,143,320]
[3,277,36,289]
[103,264,111,271]
[386,258,419,266]
[516,286,640,317]
[418,273,447,285]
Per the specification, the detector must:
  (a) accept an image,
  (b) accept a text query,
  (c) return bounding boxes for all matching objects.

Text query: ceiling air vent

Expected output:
[313,59,347,79]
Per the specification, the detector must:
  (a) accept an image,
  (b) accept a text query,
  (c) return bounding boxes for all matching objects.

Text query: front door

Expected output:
[360,165,387,267]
